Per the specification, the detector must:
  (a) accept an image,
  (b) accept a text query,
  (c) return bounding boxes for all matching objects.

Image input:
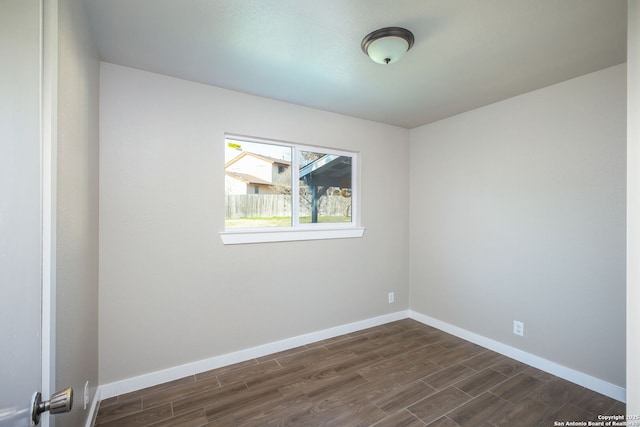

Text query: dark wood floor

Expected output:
[93,319,625,426]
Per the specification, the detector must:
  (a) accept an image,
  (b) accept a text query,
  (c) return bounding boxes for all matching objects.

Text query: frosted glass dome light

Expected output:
[361,27,415,64]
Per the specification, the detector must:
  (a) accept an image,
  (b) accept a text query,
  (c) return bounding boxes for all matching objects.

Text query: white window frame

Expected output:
[220,135,365,245]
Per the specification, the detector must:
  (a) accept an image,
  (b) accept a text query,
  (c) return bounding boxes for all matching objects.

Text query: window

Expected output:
[221,136,364,244]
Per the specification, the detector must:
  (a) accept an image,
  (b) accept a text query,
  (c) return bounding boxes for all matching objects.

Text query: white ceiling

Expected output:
[84,0,627,129]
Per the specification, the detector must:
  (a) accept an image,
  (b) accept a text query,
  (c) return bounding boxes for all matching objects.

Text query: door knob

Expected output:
[31,387,73,425]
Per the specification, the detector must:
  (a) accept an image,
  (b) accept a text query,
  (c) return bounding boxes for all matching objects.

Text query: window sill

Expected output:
[220,227,365,245]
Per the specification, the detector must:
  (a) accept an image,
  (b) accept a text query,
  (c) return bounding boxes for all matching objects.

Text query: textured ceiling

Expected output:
[84,0,627,128]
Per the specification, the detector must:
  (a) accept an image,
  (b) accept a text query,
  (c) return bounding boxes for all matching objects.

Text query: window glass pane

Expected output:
[299,150,352,224]
[225,139,292,228]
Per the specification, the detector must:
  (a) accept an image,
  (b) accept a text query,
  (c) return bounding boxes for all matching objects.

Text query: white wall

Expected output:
[99,63,410,384]
[409,64,626,388]
[54,0,100,425]
[627,0,640,413]
[0,0,42,417]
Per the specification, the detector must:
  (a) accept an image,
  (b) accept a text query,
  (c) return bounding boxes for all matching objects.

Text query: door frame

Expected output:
[41,0,58,425]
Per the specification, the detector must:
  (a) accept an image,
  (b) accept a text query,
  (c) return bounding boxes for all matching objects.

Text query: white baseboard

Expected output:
[84,386,101,427]
[97,310,410,400]
[95,309,625,406]
[409,310,626,403]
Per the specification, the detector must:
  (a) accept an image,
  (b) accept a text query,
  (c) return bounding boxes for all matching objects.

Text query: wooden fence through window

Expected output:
[226,194,351,218]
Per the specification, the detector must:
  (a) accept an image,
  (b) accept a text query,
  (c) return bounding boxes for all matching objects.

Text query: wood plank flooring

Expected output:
[93,319,625,426]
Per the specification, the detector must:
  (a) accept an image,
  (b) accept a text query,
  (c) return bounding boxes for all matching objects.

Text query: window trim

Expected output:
[220,226,366,245]
[221,135,364,245]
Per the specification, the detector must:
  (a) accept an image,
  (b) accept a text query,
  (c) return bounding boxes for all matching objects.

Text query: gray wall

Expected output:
[98,63,410,384]
[98,61,627,391]
[409,64,626,387]
[55,0,100,425]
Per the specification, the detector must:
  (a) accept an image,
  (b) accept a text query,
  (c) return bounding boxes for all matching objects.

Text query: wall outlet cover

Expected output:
[513,320,524,337]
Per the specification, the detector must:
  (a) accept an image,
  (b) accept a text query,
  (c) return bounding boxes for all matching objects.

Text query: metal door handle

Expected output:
[31,387,73,425]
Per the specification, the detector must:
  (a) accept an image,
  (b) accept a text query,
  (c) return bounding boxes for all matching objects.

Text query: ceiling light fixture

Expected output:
[361,27,415,65]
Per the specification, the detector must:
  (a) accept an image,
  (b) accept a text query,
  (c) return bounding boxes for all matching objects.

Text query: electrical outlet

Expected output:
[513,320,524,337]
[84,380,89,410]
[388,292,395,304]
